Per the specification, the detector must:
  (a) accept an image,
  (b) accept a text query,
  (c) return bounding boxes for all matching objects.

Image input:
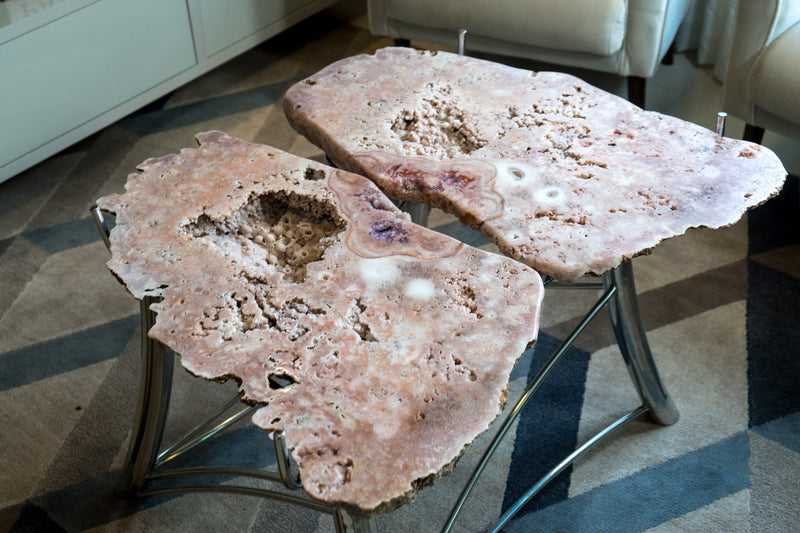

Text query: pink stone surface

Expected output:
[96,131,543,515]
[283,47,788,281]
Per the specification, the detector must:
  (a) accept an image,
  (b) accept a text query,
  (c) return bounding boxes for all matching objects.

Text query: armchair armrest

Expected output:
[723,0,800,123]
[626,0,692,77]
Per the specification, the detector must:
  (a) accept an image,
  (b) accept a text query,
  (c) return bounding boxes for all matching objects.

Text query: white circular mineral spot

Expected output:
[404,278,436,300]
[359,257,401,286]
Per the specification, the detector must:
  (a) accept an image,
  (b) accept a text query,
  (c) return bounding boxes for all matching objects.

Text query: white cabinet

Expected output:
[0,0,337,183]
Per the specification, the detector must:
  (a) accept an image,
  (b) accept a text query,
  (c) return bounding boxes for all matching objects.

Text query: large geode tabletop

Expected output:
[284,47,787,281]
[96,131,543,515]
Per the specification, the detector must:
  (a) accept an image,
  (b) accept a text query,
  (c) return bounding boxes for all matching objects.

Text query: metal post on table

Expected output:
[91,205,111,250]
[716,111,727,137]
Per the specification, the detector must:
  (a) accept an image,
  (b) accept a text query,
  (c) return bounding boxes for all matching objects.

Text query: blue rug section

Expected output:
[156,423,278,473]
[10,502,66,533]
[746,179,800,428]
[746,260,800,427]
[506,432,751,533]
[502,332,591,515]
[22,217,102,254]
[119,80,294,137]
[0,315,139,392]
[752,411,800,454]
[746,175,798,255]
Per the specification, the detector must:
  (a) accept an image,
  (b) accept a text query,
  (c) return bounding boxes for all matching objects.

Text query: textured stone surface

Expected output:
[96,131,543,515]
[283,47,788,281]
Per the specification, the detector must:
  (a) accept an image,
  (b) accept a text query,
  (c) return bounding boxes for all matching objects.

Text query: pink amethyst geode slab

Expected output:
[96,131,543,515]
[283,47,788,281]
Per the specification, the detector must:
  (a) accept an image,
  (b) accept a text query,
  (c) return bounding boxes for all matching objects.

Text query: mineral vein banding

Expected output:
[96,131,543,515]
[283,47,788,281]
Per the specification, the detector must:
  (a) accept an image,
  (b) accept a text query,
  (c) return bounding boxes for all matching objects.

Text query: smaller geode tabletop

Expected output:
[283,47,788,281]
[96,131,543,515]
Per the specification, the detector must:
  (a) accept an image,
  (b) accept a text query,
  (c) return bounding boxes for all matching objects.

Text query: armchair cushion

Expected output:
[369,0,692,80]
[750,22,800,129]
[381,0,627,56]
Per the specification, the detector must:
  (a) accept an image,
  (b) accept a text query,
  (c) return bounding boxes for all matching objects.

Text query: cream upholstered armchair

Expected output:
[722,0,800,144]
[367,0,692,109]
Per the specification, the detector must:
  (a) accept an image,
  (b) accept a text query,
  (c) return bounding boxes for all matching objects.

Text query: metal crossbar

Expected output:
[441,262,679,532]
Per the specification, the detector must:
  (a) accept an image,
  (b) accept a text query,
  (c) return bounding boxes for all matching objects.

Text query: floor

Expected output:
[1,9,799,532]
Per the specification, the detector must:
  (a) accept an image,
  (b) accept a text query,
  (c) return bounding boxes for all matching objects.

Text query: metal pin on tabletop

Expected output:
[458,28,467,55]
[716,111,727,137]
[90,205,111,250]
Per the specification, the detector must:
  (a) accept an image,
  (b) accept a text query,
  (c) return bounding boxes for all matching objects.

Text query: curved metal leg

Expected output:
[117,296,174,497]
[442,286,617,532]
[444,261,680,531]
[334,510,379,533]
[92,207,377,527]
[604,261,680,426]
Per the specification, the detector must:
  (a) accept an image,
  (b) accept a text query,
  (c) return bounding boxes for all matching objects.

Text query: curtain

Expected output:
[673,0,737,81]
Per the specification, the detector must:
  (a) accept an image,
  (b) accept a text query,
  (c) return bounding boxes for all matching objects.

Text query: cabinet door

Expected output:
[197,0,322,57]
[0,0,196,170]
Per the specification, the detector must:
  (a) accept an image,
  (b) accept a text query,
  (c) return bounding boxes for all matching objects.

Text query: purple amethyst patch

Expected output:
[370,219,409,244]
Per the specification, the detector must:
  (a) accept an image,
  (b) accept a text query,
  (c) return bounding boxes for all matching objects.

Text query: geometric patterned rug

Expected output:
[1,12,798,533]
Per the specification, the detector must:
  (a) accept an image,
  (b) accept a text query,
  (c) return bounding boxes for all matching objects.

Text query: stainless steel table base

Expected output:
[92,207,377,533]
[95,183,679,533]
[442,261,679,532]
[396,190,679,532]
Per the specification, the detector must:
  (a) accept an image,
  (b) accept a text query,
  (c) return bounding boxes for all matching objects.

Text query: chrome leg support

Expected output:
[442,286,617,533]
[334,509,379,533]
[445,261,679,530]
[399,201,431,227]
[604,261,679,426]
[275,430,303,490]
[155,394,254,468]
[489,404,648,532]
[117,296,174,497]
